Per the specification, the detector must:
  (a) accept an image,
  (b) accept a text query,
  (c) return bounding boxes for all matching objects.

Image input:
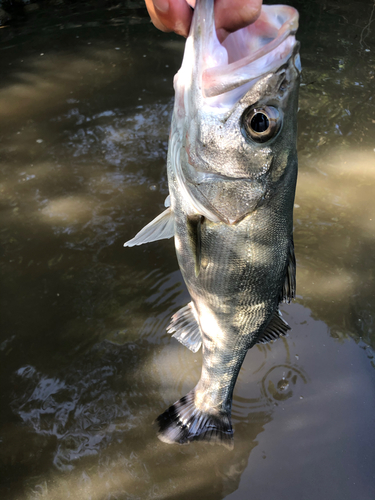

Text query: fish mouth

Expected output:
[187,1,300,101]
[202,5,300,98]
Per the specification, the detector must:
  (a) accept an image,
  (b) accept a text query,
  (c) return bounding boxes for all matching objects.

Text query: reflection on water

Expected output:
[1,0,375,499]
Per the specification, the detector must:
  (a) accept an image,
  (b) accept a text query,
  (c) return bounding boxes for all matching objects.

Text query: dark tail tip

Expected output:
[156,390,233,449]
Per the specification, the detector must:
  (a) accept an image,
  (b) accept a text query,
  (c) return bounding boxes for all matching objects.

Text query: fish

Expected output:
[124,0,301,448]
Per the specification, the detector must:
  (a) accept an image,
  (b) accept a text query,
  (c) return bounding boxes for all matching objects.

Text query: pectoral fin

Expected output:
[167,302,202,353]
[280,237,296,303]
[256,310,291,344]
[124,207,174,247]
[187,215,205,277]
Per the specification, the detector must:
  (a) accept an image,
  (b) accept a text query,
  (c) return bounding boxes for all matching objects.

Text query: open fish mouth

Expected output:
[177,1,300,106]
[202,5,300,98]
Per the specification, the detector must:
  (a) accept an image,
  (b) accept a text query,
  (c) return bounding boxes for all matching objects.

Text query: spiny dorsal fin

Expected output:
[167,302,202,353]
[186,215,204,277]
[256,310,291,345]
[124,207,174,247]
[280,237,296,303]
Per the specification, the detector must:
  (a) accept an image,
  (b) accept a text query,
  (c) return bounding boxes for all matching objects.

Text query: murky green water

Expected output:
[1,1,375,499]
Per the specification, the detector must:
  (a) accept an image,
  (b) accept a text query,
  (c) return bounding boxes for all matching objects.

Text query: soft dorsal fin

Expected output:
[256,310,290,345]
[124,207,174,247]
[167,302,202,353]
[280,237,296,303]
[186,215,205,278]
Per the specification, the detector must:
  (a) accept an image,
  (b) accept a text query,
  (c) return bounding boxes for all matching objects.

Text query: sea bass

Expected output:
[125,0,301,448]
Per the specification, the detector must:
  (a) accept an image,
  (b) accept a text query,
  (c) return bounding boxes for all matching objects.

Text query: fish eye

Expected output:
[241,106,282,143]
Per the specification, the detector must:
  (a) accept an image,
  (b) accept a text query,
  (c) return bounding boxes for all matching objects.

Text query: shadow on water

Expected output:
[0,0,375,499]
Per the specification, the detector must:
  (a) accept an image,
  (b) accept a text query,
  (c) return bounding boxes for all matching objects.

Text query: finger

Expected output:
[215,0,262,42]
[145,0,170,32]
[145,0,193,37]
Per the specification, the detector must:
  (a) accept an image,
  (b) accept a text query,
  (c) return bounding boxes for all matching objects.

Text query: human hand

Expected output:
[144,0,262,42]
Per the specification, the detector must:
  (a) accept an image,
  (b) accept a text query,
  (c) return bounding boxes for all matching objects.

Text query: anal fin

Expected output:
[256,310,291,345]
[124,207,174,247]
[167,302,202,353]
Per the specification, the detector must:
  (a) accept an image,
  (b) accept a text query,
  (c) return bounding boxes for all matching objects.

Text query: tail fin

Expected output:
[156,390,233,449]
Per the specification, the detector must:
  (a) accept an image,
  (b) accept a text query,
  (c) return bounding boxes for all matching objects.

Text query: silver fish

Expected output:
[125,0,301,448]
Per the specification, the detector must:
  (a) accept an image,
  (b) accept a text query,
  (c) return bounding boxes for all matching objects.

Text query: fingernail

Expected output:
[153,0,169,14]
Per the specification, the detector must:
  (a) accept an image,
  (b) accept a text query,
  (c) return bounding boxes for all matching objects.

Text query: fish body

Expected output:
[125,0,301,447]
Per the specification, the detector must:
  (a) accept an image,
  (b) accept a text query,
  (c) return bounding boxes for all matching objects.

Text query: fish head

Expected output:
[171,0,301,224]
